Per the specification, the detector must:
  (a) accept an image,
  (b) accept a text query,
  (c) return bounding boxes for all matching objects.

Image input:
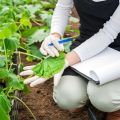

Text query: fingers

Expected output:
[20,70,34,76]
[30,78,47,87]
[24,76,47,87]
[51,35,64,51]
[50,46,59,57]
[44,44,55,57]
[40,36,55,57]
[39,35,64,57]
[52,39,64,51]
[20,65,35,76]
[23,65,35,70]
[24,76,39,84]
[40,46,47,56]
[44,45,60,57]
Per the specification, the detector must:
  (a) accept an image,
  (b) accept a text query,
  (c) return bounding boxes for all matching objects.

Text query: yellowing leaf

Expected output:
[20,17,32,28]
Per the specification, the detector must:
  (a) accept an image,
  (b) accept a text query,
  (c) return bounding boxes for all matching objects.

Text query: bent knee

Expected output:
[87,81,120,112]
[53,75,88,110]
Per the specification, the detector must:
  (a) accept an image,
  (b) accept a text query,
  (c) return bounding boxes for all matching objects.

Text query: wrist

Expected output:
[65,51,81,66]
[51,32,61,39]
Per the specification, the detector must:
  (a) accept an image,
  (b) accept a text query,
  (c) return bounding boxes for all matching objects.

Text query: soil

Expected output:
[18,79,91,120]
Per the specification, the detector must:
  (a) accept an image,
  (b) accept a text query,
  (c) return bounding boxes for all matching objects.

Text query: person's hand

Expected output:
[40,34,64,57]
[20,65,47,87]
[20,59,69,87]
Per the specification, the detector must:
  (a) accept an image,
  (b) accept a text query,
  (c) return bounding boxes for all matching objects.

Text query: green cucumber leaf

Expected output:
[33,52,65,78]
[0,92,11,115]
[40,12,52,27]
[4,34,20,50]
[0,68,9,79]
[0,104,10,120]
[0,22,18,39]
[25,4,41,18]
[7,73,25,91]
[20,17,32,28]
[27,45,44,60]
[0,68,25,92]
[0,56,6,68]
[22,27,39,38]
[27,29,49,45]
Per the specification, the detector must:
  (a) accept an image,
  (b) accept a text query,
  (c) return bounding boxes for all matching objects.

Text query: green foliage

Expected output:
[0,68,25,91]
[28,29,49,45]
[64,41,72,53]
[0,68,26,119]
[0,68,9,79]
[20,17,32,28]
[40,11,52,27]
[26,45,44,61]
[0,56,6,68]
[33,52,65,78]
[0,1,58,118]
[0,92,11,114]
[0,104,10,120]
[0,0,79,119]
[0,22,18,40]
[4,34,20,51]
[22,27,39,37]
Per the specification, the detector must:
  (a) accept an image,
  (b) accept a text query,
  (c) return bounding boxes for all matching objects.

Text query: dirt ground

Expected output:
[18,79,91,120]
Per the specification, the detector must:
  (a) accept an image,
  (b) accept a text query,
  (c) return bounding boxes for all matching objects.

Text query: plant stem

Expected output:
[9,96,37,120]
[18,51,21,65]
[9,62,13,71]
[3,39,8,70]
[32,20,42,26]
[14,51,42,61]
[19,46,27,51]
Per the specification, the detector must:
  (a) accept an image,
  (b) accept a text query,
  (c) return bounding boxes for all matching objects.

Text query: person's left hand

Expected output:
[20,59,69,87]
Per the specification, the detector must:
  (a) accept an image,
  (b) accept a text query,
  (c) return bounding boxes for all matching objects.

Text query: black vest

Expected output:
[73,0,120,51]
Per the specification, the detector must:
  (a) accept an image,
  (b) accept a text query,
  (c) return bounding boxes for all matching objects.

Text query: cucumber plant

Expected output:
[0,0,57,119]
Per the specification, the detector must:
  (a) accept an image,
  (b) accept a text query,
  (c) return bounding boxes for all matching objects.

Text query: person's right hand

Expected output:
[40,34,64,57]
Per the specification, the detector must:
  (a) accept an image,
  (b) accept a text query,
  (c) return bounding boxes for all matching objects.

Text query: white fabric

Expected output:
[54,59,69,86]
[72,47,120,85]
[73,4,120,61]
[40,35,64,57]
[50,0,73,36]
[92,0,106,2]
[51,0,120,62]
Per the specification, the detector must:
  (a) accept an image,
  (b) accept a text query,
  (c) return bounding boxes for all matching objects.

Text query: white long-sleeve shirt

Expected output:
[51,0,120,61]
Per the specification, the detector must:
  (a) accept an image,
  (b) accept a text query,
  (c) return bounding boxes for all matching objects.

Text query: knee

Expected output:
[87,81,120,112]
[53,76,88,110]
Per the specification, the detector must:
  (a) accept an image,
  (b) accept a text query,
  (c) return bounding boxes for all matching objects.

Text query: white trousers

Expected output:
[53,75,120,112]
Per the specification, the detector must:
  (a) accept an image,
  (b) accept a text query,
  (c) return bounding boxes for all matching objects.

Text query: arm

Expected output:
[50,0,74,37]
[71,4,120,62]
[40,0,74,57]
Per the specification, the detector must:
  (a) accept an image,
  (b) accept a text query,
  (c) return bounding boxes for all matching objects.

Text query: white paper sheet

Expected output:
[71,47,120,85]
